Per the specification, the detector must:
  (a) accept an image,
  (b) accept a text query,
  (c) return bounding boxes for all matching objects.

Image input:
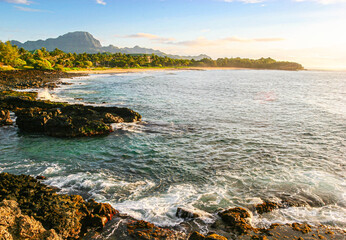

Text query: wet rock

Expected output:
[249,236,268,240]
[126,219,184,240]
[218,207,253,234]
[0,109,12,126]
[0,72,141,138]
[103,112,124,123]
[205,233,228,240]
[291,223,312,234]
[176,207,201,220]
[255,201,279,214]
[36,175,47,180]
[0,173,118,239]
[188,231,227,240]
[11,102,141,137]
[189,231,206,240]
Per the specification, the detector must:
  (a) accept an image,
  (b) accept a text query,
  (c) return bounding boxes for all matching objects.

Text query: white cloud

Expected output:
[14,6,43,12]
[118,33,176,43]
[96,0,106,5]
[172,36,284,47]
[118,33,284,46]
[1,0,31,4]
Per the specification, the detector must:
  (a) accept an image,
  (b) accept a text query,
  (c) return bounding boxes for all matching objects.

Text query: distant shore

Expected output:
[66,67,246,74]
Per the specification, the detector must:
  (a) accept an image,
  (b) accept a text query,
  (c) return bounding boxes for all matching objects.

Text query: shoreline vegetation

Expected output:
[1,40,304,72]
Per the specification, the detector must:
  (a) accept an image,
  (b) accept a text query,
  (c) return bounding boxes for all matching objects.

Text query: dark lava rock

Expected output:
[176,207,201,220]
[0,91,141,137]
[126,219,183,240]
[0,69,85,90]
[0,70,142,137]
[189,231,227,240]
[36,175,47,180]
[291,223,312,234]
[255,201,279,214]
[0,109,12,126]
[14,105,140,137]
[0,173,119,239]
[218,207,253,234]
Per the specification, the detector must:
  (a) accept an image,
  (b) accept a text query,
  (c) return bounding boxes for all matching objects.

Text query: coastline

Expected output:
[1,70,345,239]
[66,67,246,74]
[1,172,345,240]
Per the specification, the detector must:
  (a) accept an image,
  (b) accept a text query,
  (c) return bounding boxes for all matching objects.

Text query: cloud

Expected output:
[96,0,106,5]
[119,33,176,43]
[14,6,44,12]
[0,0,31,4]
[172,36,284,47]
[118,33,284,46]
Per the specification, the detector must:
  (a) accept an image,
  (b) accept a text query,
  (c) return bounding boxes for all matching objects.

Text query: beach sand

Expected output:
[66,67,244,74]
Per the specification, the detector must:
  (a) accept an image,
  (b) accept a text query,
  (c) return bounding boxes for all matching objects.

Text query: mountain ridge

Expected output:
[10,31,210,60]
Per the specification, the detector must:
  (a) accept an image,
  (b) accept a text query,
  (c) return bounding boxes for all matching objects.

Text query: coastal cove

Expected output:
[0,69,345,239]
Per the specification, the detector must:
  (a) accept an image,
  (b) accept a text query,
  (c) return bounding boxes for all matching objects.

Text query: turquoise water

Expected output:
[0,69,345,229]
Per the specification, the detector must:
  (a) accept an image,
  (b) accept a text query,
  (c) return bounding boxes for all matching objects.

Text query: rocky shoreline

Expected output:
[0,70,345,239]
[0,70,86,91]
[0,173,344,240]
[0,70,141,137]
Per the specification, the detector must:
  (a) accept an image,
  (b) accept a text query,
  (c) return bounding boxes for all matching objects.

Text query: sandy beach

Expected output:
[66,67,245,74]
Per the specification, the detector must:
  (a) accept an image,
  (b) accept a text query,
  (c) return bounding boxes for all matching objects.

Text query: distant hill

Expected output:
[10,31,210,60]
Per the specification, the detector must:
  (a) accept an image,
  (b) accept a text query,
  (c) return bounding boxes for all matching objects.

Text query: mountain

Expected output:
[10,31,210,60]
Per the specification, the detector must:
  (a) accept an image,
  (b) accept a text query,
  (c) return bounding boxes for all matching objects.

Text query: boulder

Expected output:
[0,173,119,239]
[176,207,201,220]
[0,109,12,126]
[218,207,253,234]
[13,103,141,137]
[255,201,279,214]
[126,219,183,240]
[189,231,228,240]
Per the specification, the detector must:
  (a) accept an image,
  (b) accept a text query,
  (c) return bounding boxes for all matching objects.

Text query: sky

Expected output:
[0,0,346,70]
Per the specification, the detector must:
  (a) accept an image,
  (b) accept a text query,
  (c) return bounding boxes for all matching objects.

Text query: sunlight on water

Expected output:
[0,69,345,229]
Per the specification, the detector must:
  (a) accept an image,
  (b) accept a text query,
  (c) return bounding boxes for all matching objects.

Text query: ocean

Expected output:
[0,69,345,230]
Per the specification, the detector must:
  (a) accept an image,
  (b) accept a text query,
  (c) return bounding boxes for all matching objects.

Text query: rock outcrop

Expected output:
[0,70,85,91]
[0,199,61,240]
[0,90,141,137]
[0,109,12,126]
[1,173,345,240]
[0,173,118,239]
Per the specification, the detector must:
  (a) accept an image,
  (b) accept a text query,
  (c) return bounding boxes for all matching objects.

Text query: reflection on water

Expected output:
[0,69,345,228]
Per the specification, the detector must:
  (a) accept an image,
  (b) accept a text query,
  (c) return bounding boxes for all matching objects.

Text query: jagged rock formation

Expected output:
[0,200,61,240]
[0,173,118,239]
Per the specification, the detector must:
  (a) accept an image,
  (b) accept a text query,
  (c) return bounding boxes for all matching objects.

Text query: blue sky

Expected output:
[1,0,346,69]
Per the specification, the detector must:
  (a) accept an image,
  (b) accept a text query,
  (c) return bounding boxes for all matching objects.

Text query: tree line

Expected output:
[0,41,304,71]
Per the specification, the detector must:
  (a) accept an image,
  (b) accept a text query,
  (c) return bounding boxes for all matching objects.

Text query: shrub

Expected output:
[54,64,64,71]
[0,65,15,71]
[33,59,52,70]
